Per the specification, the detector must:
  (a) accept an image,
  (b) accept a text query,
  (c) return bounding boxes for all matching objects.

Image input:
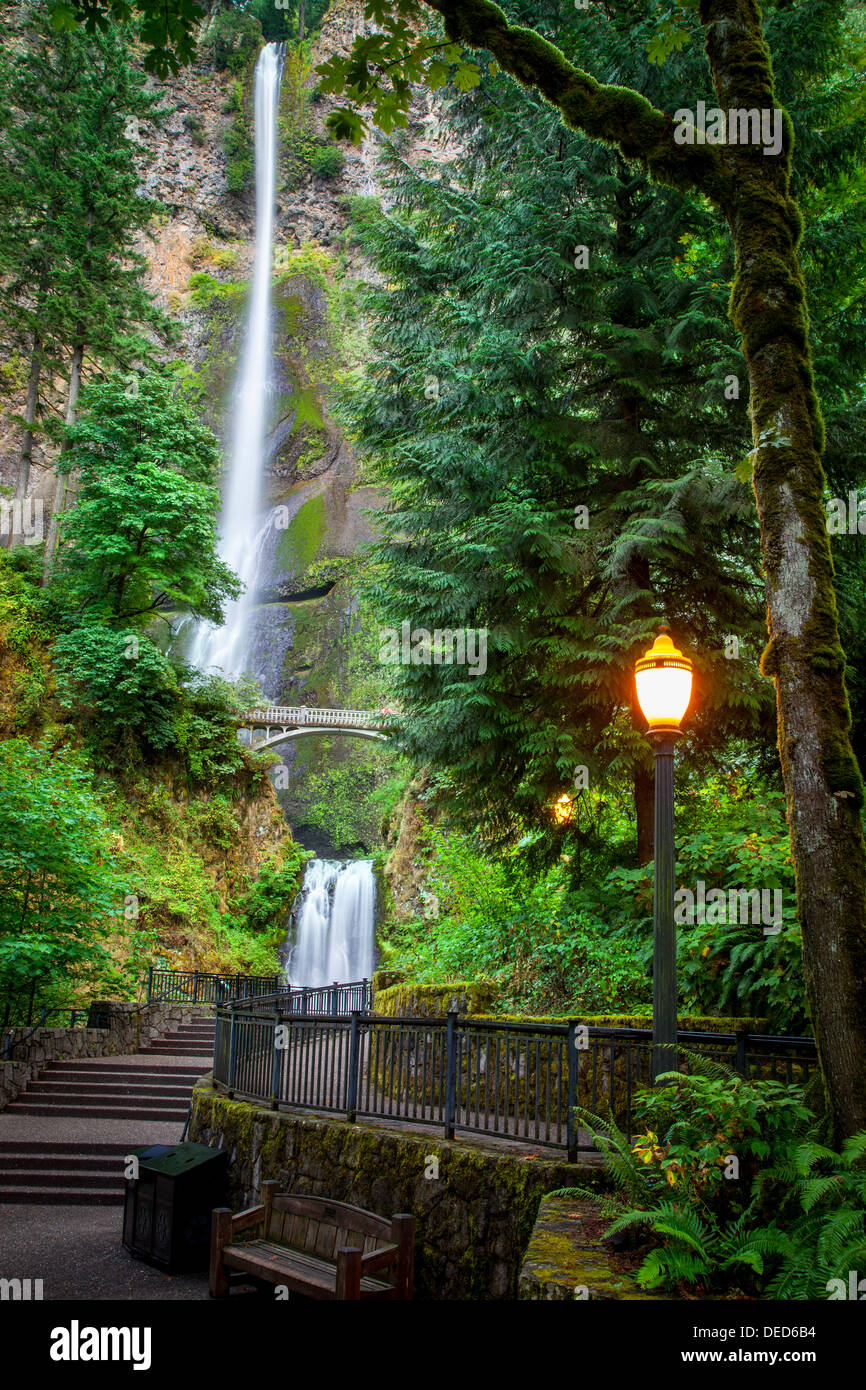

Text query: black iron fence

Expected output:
[229,980,373,1017]
[211,1008,817,1161]
[146,968,281,1005]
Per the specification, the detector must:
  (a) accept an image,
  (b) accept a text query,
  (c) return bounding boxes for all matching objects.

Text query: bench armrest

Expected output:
[360,1242,398,1274]
[231,1203,266,1234]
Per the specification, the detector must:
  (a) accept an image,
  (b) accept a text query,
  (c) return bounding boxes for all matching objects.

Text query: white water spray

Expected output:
[190,42,285,679]
[287,860,376,987]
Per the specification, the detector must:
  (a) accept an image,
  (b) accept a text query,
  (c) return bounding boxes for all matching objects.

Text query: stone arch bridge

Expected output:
[239,706,393,751]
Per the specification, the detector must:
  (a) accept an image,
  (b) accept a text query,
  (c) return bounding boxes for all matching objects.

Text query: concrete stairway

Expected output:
[0,1017,215,1205]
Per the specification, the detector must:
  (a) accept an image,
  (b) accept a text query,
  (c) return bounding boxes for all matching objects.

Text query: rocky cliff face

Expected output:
[2,2,453,858]
[137,2,455,855]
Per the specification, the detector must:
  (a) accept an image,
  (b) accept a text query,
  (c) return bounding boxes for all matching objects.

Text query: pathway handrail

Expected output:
[227,979,372,1016]
[210,1008,817,1161]
[146,967,281,1005]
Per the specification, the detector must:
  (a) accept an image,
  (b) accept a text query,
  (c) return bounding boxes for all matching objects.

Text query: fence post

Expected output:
[347,1011,361,1123]
[736,1028,749,1078]
[444,1011,458,1141]
[146,965,154,1003]
[227,1007,238,1098]
[331,981,339,1016]
[566,1020,578,1164]
[192,971,200,1004]
[302,988,309,1018]
[270,1014,282,1111]
[362,978,369,1013]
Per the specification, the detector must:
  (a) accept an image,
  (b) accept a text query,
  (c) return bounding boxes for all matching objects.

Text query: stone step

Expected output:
[8,1101,190,1120]
[0,1153,124,1172]
[26,1079,194,1096]
[0,1168,124,1189]
[0,1185,124,1206]
[0,1141,131,1155]
[46,1063,205,1078]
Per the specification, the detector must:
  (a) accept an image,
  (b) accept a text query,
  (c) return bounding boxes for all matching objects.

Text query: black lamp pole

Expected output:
[650,729,679,1080]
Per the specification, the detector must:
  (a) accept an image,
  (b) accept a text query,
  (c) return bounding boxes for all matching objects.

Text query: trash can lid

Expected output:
[130,1142,225,1175]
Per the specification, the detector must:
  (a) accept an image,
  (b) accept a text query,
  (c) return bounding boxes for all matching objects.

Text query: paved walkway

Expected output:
[0,1018,215,1300]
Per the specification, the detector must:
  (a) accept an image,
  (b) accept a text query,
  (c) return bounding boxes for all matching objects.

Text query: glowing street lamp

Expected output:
[635,627,694,1081]
[552,793,574,825]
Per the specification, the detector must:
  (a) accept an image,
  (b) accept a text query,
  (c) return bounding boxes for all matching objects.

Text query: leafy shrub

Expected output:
[199,10,261,74]
[0,739,119,998]
[555,1059,866,1298]
[171,674,256,784]
[53,628,179,753]
[309,142,344,178]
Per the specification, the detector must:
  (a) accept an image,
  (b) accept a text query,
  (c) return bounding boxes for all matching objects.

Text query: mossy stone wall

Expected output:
[189,1077,602,1299]
[373,980,497,1017]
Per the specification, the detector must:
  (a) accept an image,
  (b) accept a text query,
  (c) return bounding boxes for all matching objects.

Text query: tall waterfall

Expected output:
[286,860,376,987]
[189,42,285,679]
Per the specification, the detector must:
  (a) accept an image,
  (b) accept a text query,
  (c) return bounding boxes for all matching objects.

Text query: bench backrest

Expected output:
[266,1192,395,1276]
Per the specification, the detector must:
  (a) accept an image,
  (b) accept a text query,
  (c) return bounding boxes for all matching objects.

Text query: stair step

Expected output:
[26,1083,194,1098]
[47,1063,205,1078]
[13,1092,190,1109]
[0,1186,124,1206]
[0,1141,132,1155]
[0,1169,124,1188]
[0,1154,125,1172]
[9,1102,189,1119]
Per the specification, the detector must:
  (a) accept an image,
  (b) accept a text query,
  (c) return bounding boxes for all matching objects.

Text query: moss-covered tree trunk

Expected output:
[702,0,866,1138]
[418,0,866,1138]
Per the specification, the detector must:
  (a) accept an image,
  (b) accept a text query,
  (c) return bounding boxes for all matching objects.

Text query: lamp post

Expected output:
[635,627,694,1082]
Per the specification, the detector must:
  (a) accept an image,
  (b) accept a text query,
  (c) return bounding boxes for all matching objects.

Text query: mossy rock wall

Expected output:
[519,1194,663,1301]
[189,1077,601,1299]
[373,980,497,1017]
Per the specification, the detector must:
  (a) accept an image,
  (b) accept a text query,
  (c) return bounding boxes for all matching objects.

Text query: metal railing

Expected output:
[146,968,281,1005]
[227,979,372,1017]
[211,1008,817,1161]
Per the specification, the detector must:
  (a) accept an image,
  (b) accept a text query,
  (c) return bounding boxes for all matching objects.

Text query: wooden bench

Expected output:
[209,1181,415,1300]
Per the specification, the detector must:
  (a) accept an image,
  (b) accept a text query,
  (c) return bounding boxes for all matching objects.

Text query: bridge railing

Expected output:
[245,707,387,728]
[211,1008,817,1160]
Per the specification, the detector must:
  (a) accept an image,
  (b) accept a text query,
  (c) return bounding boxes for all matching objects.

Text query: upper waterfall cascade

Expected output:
[189,42,285,680]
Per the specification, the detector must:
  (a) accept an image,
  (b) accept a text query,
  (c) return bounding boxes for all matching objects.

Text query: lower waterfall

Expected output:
[285,859,376,987]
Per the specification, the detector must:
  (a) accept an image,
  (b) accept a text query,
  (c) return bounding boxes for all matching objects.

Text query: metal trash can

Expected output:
[122,1142,228,1273]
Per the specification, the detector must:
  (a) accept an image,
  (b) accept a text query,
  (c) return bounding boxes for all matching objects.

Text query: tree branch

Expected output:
[419,0,733,201]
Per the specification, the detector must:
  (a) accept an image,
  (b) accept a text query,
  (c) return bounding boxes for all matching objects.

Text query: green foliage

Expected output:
[51,372,240,627]
[222,77,253,193]
[171,674,258,783]
[562,1060,814,1294]
[590,769,806,1029]
[53,628,180,753]
[308,141,345,179]
[300,745,399,853]
[760,1133,866,1299]
[340,37,773,838]
[279,46,345,189]
[230,847,310,935]
[386,825,651,1014]
[0,7,173,508]
[198,6,261,74]
[0,738,119,999]
[564,1056,866,1297]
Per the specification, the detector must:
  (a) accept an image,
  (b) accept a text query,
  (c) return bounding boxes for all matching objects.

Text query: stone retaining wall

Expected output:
[189,1077,605,1299]
[0,1001,214,1111]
